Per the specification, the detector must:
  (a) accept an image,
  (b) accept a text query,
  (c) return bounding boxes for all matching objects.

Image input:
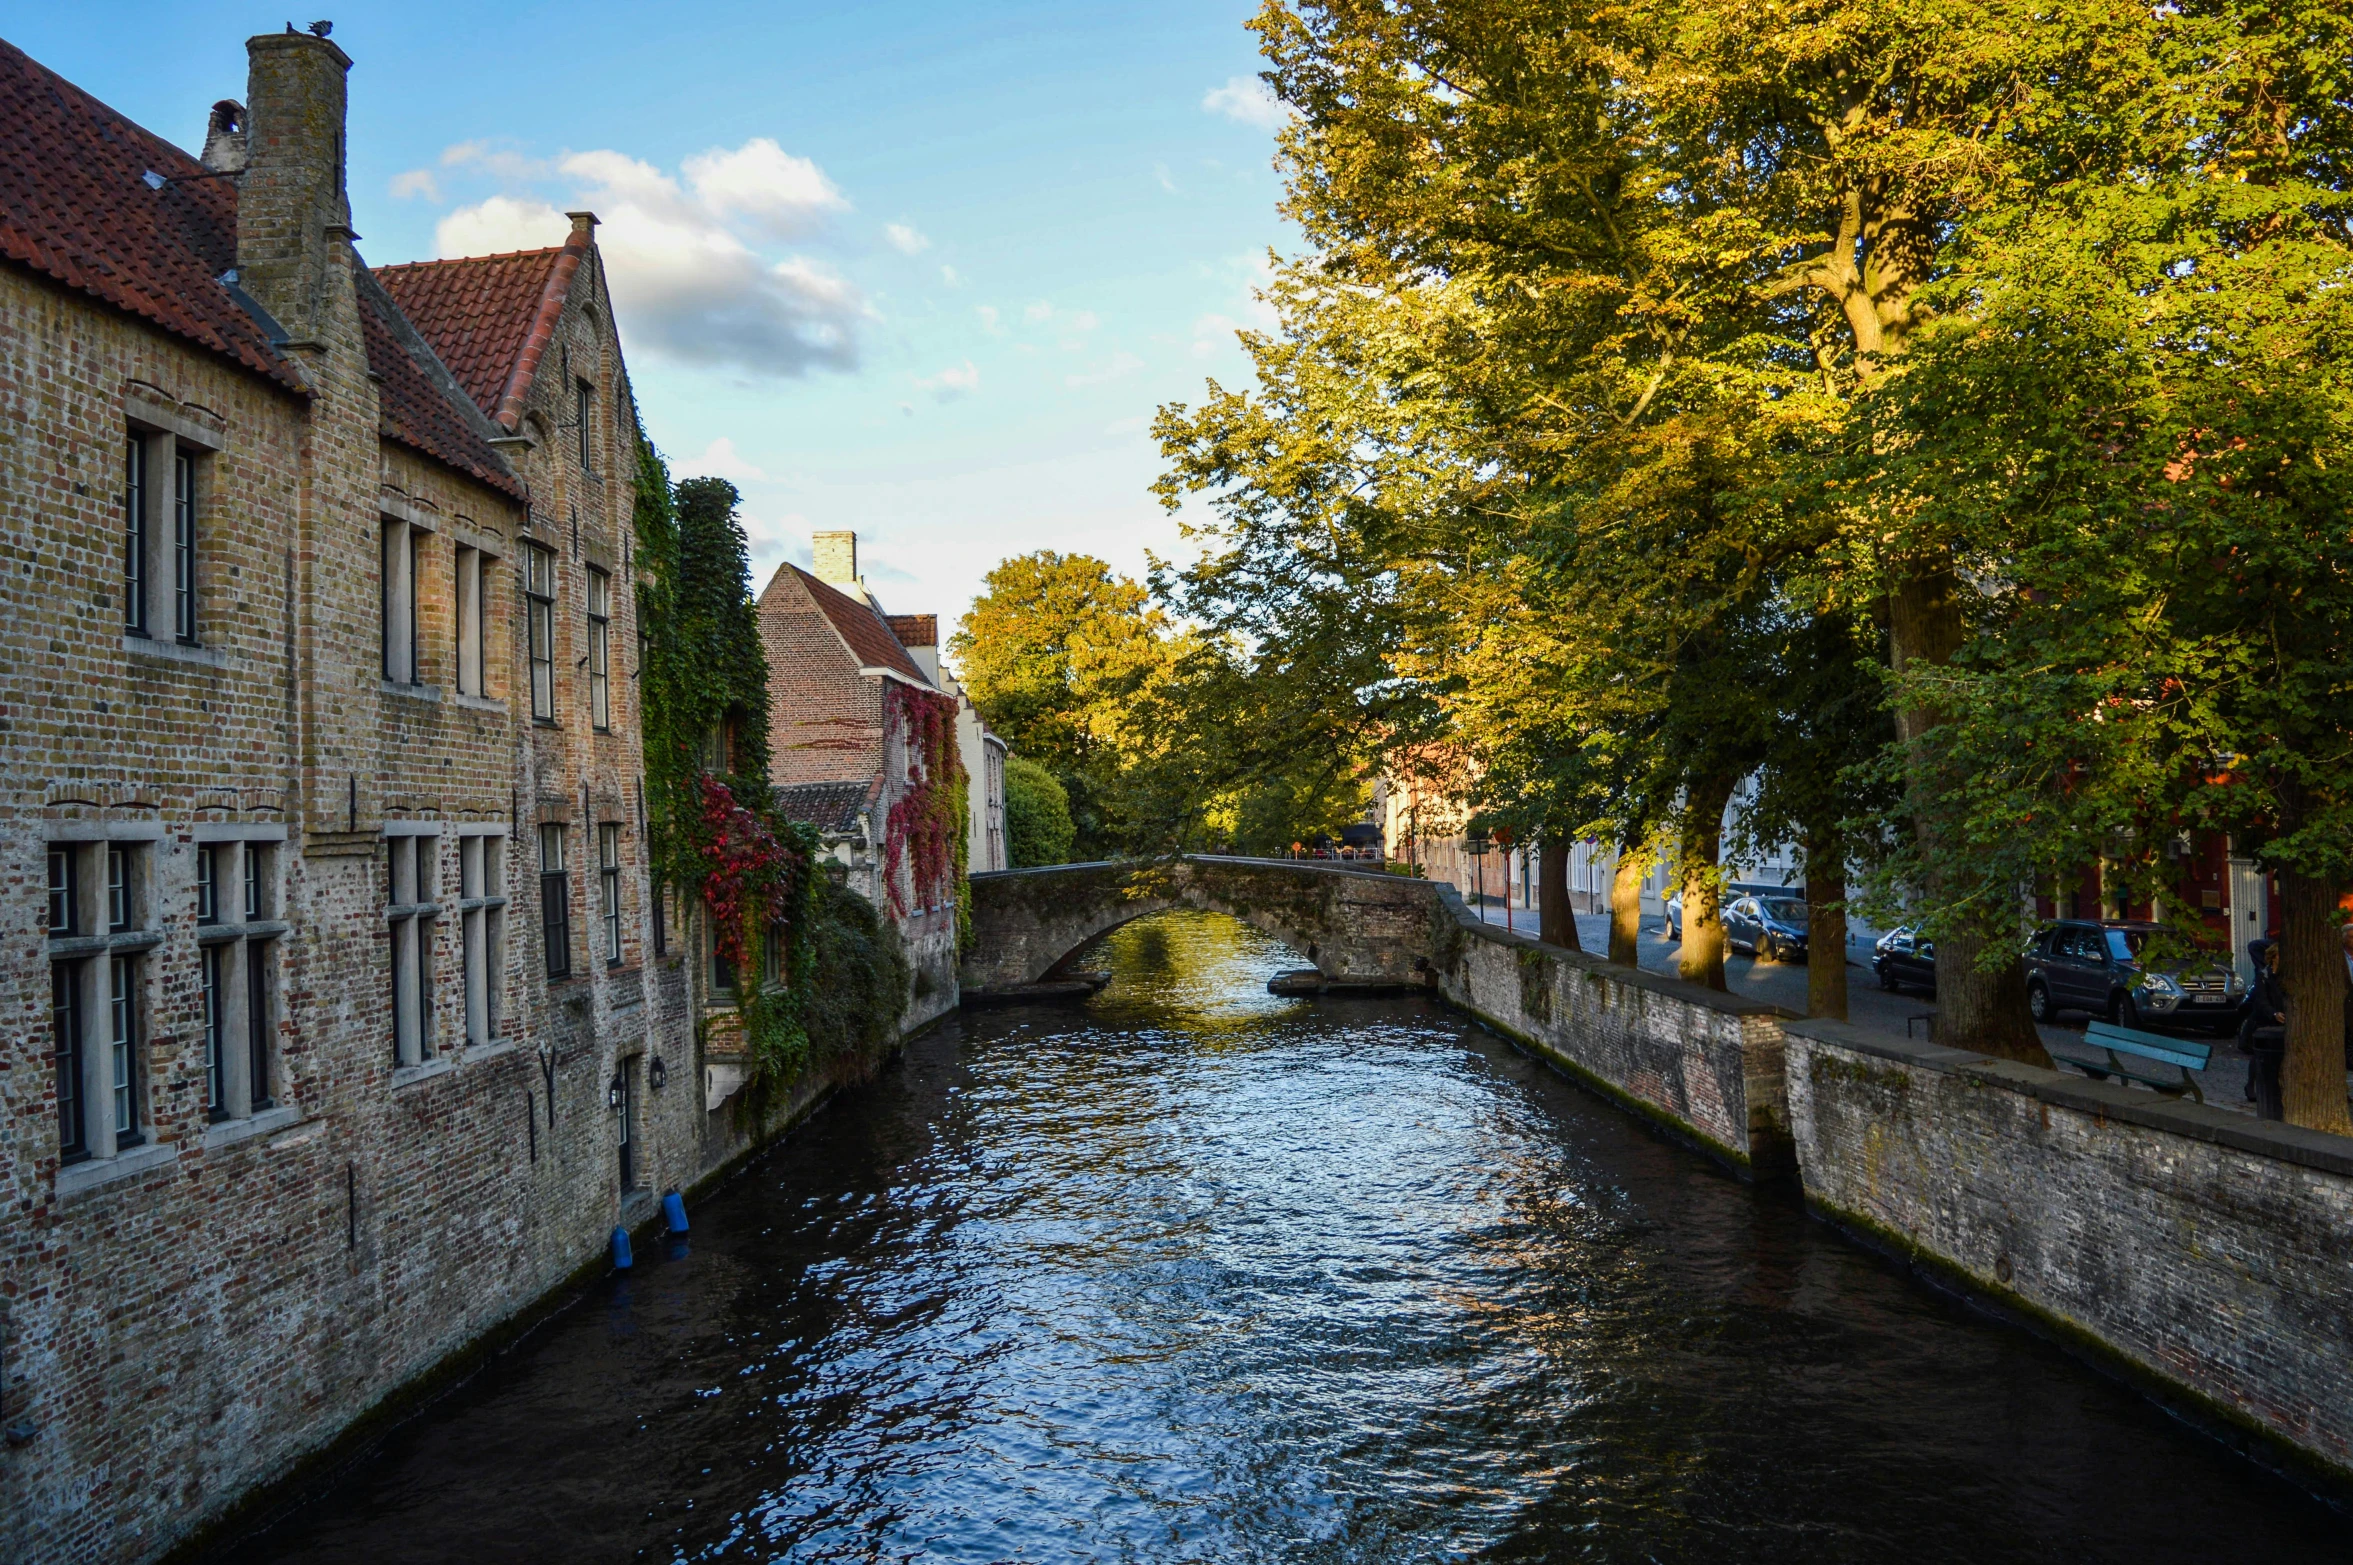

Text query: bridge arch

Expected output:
[960,856,1453,993]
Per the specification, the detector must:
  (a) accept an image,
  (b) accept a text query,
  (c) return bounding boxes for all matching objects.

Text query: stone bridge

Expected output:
[960,856,1449,991]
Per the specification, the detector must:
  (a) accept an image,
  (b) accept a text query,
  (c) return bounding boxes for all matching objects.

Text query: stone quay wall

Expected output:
[1784,1018,2353,1482]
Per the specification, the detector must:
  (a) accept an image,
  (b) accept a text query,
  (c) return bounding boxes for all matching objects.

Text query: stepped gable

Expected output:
[375,225,589,429]
[796,567,930,684]
[0,38,301,392]
[356,265,525,500]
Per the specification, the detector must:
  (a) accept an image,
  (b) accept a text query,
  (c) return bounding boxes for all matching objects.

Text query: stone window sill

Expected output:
[453,692,506,715]
[461,1039,518,1066]
[391,1057,457,1091]
[202,1103,302,1151]
[124,634,235,670]
[382,680,443,703]
[56,1140,179,1202]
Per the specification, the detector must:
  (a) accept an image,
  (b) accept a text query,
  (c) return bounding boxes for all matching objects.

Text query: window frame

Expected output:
[525,543,557,722]
[123,433,149,636]
[172,447,198,643]
[586,566,611,732]
[458,830,510,1049]
[194,834,285,1123]
[46,836,163,1163]
[381,518,421,685]
[574,378,595,472]
[598,823,623,968]
[455,544,491,698]
[539,823,571,979]
[386,830,441,1067]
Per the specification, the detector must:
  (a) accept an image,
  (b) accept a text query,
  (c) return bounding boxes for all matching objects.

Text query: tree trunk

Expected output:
[1677,773,1735,992]
[2277,869,2352,1134]
[1608,845,1645,966]
[1538,835,1580,952]
[1889,567,2049,1065]
[1804,830,1849,1021]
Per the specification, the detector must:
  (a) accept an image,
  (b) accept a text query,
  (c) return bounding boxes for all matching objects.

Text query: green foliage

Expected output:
[798,875,913,1080]
[1004,755,1076,866]
[633,441,820,1085]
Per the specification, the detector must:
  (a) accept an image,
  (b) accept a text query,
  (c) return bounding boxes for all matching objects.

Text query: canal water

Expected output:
[233,911,2344,1563]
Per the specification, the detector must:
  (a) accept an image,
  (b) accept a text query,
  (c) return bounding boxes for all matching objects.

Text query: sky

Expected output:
[13,3,1293,635]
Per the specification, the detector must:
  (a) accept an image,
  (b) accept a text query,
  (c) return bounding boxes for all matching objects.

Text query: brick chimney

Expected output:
[235,30,355,347]
[201,99,248,173]
[812,531,859,589]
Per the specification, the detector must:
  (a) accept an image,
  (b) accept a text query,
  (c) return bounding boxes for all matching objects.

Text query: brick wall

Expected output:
[1785,1018,2353,1480]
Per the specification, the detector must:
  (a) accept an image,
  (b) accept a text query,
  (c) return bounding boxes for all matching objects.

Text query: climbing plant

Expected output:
[633,440,818,1082]
[882,679,969,944]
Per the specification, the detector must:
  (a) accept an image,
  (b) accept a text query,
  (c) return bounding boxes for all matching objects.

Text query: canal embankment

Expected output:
[1419,877,2353,1488]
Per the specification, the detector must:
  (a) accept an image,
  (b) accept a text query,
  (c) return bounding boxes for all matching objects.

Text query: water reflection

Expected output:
[229,910,2343,1564]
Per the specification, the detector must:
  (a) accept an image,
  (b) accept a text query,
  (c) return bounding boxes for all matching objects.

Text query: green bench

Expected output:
[2062,1020,2213,1103]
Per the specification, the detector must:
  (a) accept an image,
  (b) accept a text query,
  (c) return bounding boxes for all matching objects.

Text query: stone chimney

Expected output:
[201,100,248,173]
[235,30,355,347]
[812,531,859,589]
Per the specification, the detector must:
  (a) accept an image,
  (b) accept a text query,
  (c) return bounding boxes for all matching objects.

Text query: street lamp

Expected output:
[1465,827,1490,919]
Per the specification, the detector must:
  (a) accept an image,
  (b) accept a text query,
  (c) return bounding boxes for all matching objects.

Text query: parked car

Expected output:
[1664,883,1800,943]
[2023,920,2245,1032]
[1724,894,1810,962]
[1873,925,1936,993]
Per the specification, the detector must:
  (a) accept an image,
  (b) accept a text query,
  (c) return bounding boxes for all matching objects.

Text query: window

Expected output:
[199,839,280,1119]
[381,517,421,684]
[195,844,218,925]
[53,961,86,1162]
[651,881,667,958]
[599,824,622,967]
[458,832,509,1048]
[587,567,611,731]
[539,824,570,979]
[709,900,735,995]
[525,543,556,721]
[123,435,148,635]
[455,546,490,697]
[172,449,197,642]
[47,839,157,1162]
[387,833,439,1066]
[762,915,783,986]
[202,944,226,1119]
[575,378,594,472]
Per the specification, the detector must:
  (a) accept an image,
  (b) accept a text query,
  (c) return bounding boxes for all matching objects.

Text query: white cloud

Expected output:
[437,140,869,376]
[1066,351,1144,388]
[1068,310,1100,332]
[682,138,847,240]
[1023,301,1054,324]
[940,264,961,287]
[389,169,441,202]
[1154,161,1180,194]
[440,140,549,181]
[1102,414,1149,436]
[676,436,767,482]
[976,304,1004,335]
[885,222,930,255]
[1203,75,1289,131]
[916,360,981,400]
[1190,311,1241,358]
[436,196,569,255]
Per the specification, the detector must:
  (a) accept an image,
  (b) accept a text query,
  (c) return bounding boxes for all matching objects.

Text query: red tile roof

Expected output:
[357,268,525,500]
[375,225,589,430]
[795,567,930,684]
[884,613,937,649]
[0,38,302,393]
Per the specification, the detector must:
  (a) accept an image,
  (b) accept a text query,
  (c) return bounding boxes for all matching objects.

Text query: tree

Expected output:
[1003,755,1077,867]
[951,552,1177,855]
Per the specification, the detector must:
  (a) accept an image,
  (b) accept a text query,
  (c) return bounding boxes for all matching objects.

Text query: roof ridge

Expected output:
[375,245,567,273]
[491,222,593,431]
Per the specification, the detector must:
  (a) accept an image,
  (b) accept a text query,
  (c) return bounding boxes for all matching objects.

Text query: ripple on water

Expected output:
[229,910,2346,1565]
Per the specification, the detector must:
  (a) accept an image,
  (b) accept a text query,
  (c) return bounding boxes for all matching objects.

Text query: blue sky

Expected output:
[17,3,1291,633]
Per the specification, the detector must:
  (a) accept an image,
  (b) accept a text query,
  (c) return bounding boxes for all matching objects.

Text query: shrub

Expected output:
[1005,755,1077,865]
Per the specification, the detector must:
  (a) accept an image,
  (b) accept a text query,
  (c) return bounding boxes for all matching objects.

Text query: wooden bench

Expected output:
[2062,1021,2214,1103]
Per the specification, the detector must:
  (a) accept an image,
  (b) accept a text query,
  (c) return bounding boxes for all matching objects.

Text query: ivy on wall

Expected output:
[633,441,817,1082]
[883,679,970,946]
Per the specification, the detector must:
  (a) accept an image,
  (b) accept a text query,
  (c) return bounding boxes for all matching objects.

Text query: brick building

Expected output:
[884,613,1009,876]
[758,532,962,1026]
[0,31,712,1562]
